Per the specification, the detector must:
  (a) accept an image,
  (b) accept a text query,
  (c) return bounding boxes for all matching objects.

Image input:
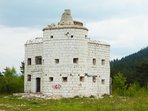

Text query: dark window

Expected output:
[50,35,53,38]
[101,79,105,84]
[35,56,42,65]
[55,59,59,64]
[71,35,73,38]
[27,75,31,81]
[93,58,96,65]
[93,76,96,83]
[80,76,84,82]
[49,77,53,82]
[27,58,31,65]
[62,77,67,82]
[101,59,105,65]
[73,58,79,64]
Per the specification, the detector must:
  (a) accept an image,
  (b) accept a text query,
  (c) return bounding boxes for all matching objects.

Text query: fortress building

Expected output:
[24,9,110,98]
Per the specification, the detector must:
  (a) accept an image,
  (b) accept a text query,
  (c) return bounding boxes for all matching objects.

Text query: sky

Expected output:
[0,0,148,73]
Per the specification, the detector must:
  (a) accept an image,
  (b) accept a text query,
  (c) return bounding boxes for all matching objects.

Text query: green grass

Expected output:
[0,92,148,111]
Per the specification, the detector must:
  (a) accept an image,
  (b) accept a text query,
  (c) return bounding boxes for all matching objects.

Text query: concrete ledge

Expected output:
[43,26,88,31]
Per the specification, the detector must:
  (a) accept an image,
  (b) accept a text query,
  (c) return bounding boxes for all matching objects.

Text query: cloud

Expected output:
[87,15,148,59]
[0,25,42,72]
[0,0,148,26]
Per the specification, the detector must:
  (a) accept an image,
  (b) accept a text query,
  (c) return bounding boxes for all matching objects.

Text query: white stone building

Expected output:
[24,9,110,98]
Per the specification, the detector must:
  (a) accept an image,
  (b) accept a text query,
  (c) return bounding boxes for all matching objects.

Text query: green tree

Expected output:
[113,72,141,96]
[112,72,127,96]
[0,67,24,94]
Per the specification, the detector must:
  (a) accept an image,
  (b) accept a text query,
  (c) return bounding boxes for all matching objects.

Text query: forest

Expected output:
[111,46,148,87]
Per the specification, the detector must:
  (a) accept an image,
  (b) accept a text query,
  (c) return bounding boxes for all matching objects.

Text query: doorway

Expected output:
[36,78,41,92]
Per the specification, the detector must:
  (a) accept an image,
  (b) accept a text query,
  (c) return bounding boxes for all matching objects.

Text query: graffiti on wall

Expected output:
[52,84,61,89]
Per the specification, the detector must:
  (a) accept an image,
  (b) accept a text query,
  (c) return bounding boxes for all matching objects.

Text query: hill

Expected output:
[111,47,148,86]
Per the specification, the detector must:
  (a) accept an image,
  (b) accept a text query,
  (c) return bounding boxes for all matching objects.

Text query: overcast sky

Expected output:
[0,0,148,72]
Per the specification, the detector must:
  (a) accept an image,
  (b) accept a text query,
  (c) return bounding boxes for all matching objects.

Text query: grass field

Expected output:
[0,91,148,111]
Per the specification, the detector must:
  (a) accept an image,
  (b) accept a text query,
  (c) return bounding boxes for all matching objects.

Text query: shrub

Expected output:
[125,82,140,96]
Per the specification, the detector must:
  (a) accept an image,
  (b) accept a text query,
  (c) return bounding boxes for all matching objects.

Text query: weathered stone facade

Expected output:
[24,9,110,98]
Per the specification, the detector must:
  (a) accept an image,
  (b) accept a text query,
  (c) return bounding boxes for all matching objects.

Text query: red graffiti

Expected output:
[52,84,61,89]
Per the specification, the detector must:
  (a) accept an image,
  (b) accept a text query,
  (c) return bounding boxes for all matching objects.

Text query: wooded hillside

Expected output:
[111,47,148,86]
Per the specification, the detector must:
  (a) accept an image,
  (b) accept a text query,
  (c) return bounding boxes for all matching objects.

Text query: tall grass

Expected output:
[0,89,148,111]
